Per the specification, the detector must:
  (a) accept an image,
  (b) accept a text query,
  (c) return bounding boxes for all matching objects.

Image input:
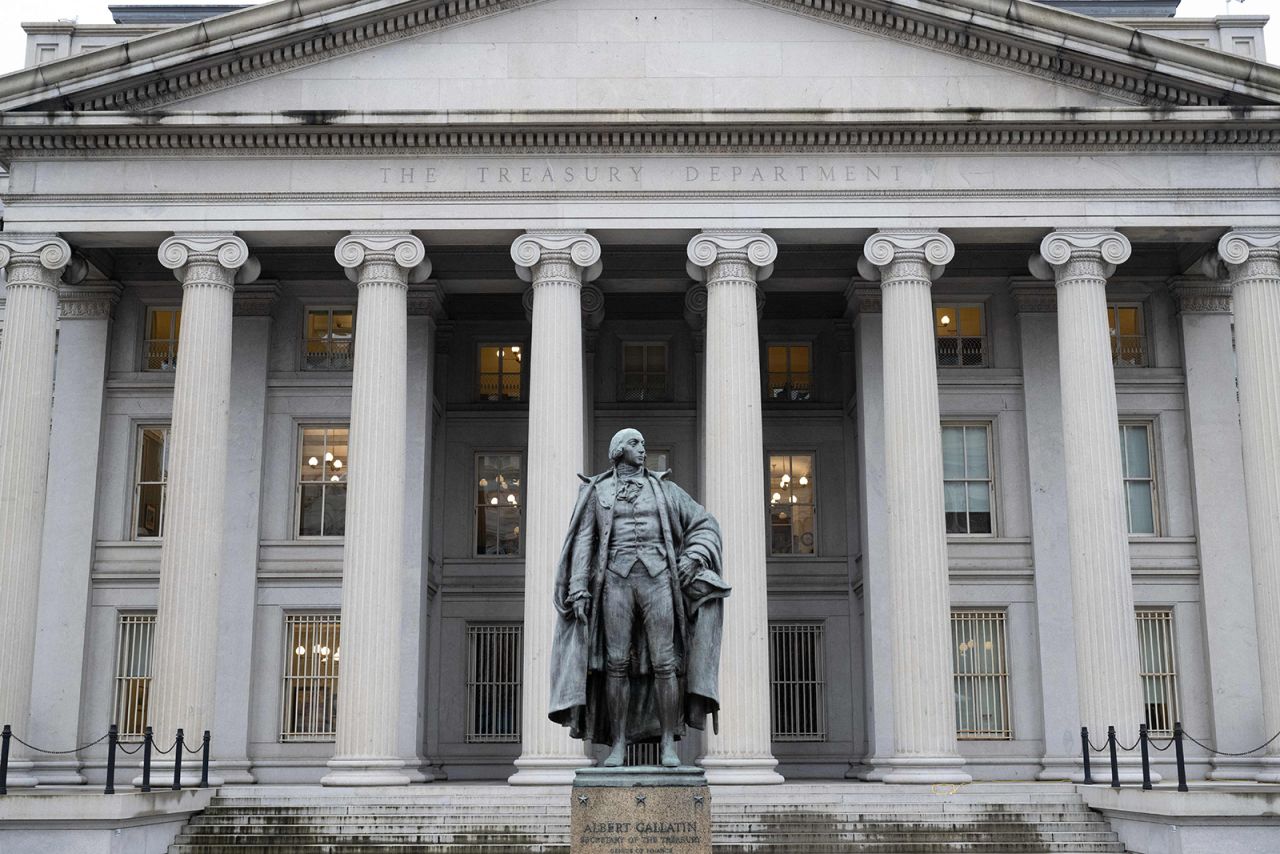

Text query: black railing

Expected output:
[1081,721,1280,792]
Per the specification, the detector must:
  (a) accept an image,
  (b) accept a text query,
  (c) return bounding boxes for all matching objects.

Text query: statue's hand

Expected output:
[573,598,589,624]
[677,555,701,586]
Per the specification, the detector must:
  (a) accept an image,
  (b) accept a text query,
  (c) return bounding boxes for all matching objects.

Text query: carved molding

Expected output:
[684,283,708,331]
[686,230,778,283]
[511,231,602,284]
[857,229,954,282]
[0,234,74,293]
[1010,284,1058,314]
[59,283,122,319]
[844,283,882,315]
[158,233,258,289]
[233,282,280,316]
[407,280,447,318]
[1170,279,1232,314]
[1029,229,1132,280]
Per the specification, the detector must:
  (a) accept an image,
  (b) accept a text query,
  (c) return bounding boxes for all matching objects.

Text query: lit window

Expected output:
[768,454,815,555]
[476,453,522,556]
[281,614,341,742]
[621,342,668,401]
[298,427,349,537]
[143,307,181,371]
[951,610,1011,740]
[477,344,523,401]
[466,624,522,743]
[133,426,170,539]
[942,424,994,535]
[304,308,355,370]
[766,344,812,401]
[1137,609,1179,736]
[1109,305,1146,367]
[112,613,155,740]
[1119,423,1157,535]
[769,622,826,741]
[935,304,986,367]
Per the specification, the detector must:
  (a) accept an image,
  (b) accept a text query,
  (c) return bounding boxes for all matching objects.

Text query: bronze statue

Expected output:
[549,428,729,767]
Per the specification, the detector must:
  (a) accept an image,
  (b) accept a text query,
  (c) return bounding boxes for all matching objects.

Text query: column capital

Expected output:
[511,231,602,284]
[335,232,430,283]
[1218,229,1280,268]
[159,233,258,286]
[0,234,74,291]
[59,283,123,320]
[1029,229,1131,281]
[857,230,953,282]
[686,230,777,283]
[1170,277,1233,315]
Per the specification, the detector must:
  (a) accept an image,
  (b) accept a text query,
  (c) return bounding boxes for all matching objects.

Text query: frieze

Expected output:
[1170,281,1232,314]
[59,284,122,319]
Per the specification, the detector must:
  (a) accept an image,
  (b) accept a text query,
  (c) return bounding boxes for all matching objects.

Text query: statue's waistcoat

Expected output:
[602,475,666,577]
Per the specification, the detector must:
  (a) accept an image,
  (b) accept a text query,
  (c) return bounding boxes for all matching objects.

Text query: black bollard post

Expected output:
[104,724,119,795]
[1140,723,1152,790]
[1081,727,1094,784]
[1,724,11,796]
[199,731,210,789]
[1174,722,1189,793]
[141,726,153,793]
[1108,725,1120,789]
[172,728,184,791]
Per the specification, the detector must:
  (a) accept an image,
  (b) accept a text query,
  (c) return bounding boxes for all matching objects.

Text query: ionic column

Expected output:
[687,230,783,785]
[149,234,256,785]
[323,233,428,786]
[858,230,969,784]
[509,231,600,785]
[1030,230,1145,780]
[1214,230,1280,782]
[0,234,74,788]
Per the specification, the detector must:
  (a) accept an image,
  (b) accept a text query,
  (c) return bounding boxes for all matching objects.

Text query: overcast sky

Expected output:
[0,0,1277,75]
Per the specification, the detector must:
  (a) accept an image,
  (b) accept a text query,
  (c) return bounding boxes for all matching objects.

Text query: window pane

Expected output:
[299,484,326,537]
[958,306,983,337]
[306,310,331,339]
[477,454,522,555]
[951,610,1011,739]
[941,427,965,479]
[139,429,167,482]
[323,484,347,537]
[1123,426,1151,478]
[479,346,501,373]
[791,505,815,555]
[967,481,991,513]
[789,345,810,374]
[136,484,165,538]
[967,511,993,535]
[767,345,788,373]
[646,344,666,373]
[935,306,957,338]
[943,481,967,513]
[964,427,990,478]
[300,431,328,481]
[623,344,644,372]
[331,310,354,337]
[1127,482,1155,534]
[281,614,341,742]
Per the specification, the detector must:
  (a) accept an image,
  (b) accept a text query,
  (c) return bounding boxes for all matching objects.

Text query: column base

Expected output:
[3,759,38,789]
[508,755,592,785]
[849,755,893,781]
[1254,757,1280,783]
[1082,756,1161,785]
[881,755,972,784]
[701,756,785,785]
[1038,756,1083,782]
[213,759,256,784]
[33,759,86,785]
[322,757,410,787]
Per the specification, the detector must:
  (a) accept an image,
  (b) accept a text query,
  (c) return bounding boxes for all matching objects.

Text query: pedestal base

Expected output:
[572,767,710,854]
[881,755,972,784]
[321,757,410,787]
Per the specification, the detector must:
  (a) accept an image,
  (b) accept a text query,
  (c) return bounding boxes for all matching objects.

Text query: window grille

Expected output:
[1119,423,1157,535]
[304,308,355,370]
[1108,305,1146,367]
[112,613,155,740]
[768,454,816,555]
[297,426,349,537]
[621,342,669,401]
[951,610,1011,739]
[941,424,994,535]
[625,742,660,766]
[768,622,826,741]
[280,614,341,742]
[133,426,170,539]
[475,453,522,556]
[466,624,522,743]
[143,307,181,371]
[765,344,812,401]
[1137,610,1179,736]
[935,305,987,367]
[477,344,523,401]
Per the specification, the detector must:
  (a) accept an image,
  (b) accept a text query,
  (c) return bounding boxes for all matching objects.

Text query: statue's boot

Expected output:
[656,674,680,768]
[603,674,628,767]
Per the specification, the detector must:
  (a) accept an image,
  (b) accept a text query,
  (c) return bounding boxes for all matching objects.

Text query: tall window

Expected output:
[112,613,155,739]
[1137,610,1179,736]
[935,304,986,367]
[476,453,522,556]
[765,343,812,401]
[298,427,349,537]
[621,342,668,401]
[133,426,170,539]
[466,624,522,744]
[769,622,826,741]
[477,344,522,401]
[1109,304,1146,367]
[1119,423,1157,535]
[942,424,994,535]
[143,307,181,371]
[768,454,815,555]
[304,308,355,370]
[951,609,1011,740]
[281,614,341,742]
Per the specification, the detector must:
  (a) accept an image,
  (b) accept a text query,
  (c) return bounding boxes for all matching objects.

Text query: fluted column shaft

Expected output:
[324,233,425,786]
[1217,230,1280,781]
[688,231,783,784]
[860,231,969,784]
[0,235,72,788]
[509,232,599,784]
[149,235,250,783]
[1033,230,1145,773]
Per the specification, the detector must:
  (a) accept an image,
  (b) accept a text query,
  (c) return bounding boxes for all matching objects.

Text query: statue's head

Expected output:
[608,428,646,468]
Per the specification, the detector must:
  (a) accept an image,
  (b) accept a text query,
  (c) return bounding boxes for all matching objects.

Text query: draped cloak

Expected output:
[548,468,728,746]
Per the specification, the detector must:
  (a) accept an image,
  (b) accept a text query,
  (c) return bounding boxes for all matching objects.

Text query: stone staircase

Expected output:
[169,782,1129,853]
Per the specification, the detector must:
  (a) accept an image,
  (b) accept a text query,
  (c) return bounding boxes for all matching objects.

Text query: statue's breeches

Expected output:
[604,560,677,678]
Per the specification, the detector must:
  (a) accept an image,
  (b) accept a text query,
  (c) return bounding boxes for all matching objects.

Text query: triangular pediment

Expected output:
[1,0,1279,116]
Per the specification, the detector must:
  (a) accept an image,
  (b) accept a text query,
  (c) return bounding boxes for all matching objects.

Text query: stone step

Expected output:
[170,845,1126,854]
[188,816,1111,830]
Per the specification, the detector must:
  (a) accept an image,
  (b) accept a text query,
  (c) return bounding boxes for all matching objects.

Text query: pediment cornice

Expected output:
[1,0,1279,116]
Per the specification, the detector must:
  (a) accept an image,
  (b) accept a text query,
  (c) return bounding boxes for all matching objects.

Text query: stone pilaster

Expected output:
[148,233,254,785]
[687,230,783,785]
[1031,230,1146,782]
[0,234,73,788]
[323,233,427,786]
[859,230,969,784]
[1214,229,1280,782]
[509,231,600,784]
